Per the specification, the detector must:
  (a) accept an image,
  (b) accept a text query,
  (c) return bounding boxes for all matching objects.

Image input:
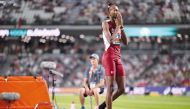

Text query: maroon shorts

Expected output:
[102,44,125,76]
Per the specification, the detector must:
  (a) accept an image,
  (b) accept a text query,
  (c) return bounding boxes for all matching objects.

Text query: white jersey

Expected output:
[102,31,110,51]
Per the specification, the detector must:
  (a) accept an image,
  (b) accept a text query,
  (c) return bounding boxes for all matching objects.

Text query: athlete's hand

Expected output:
[115,12,123,28]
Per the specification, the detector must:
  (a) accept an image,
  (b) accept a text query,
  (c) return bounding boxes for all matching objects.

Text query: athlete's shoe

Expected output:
[98,102,106,109]
[81,106,85,109]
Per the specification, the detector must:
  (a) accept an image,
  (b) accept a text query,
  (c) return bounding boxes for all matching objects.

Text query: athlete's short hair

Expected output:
[107,3,116,11]
[107,2,117,18]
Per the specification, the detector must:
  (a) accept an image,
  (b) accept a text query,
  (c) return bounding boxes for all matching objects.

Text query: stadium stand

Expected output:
[0,0,190,25]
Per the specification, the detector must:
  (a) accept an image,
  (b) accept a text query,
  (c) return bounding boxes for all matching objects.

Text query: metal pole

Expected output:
[89,96,92,109]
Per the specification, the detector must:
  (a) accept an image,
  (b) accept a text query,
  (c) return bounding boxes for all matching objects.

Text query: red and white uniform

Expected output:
[102,20,125,76]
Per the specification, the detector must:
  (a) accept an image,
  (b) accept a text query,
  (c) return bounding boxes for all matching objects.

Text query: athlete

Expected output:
[99,3,128,109]
[79,53,105,109]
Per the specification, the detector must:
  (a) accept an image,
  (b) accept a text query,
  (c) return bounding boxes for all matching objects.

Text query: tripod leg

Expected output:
[90,96,92,109]
[8,101,11,109]
[51,74,57,108]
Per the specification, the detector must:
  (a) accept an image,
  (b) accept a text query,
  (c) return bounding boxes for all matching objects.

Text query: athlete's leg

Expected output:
[106,76,114,109]
[99,61,125,109]
[112,75,125,101]
[112,63,125,101]
[100,52,115,109]
[99,76,125,109]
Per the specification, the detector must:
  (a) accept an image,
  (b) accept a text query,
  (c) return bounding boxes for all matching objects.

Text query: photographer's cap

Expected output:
[90,53,99,60]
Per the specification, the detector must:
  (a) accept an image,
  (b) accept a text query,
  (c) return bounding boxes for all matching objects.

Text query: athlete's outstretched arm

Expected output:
[102,21,120,43]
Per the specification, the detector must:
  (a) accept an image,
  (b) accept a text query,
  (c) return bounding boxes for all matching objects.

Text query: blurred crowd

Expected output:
[0,37,189,87]
[131,54,190,87]
[0,0,190,25]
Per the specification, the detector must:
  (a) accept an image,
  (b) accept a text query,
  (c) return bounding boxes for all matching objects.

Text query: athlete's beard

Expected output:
[112,16,116,20]
[110,15,117,22]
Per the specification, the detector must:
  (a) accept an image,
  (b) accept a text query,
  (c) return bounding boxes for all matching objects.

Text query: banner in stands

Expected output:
[49,87,190,96]
[0,28,60,37]
[125,86,190,95]
[124,27,177,37]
